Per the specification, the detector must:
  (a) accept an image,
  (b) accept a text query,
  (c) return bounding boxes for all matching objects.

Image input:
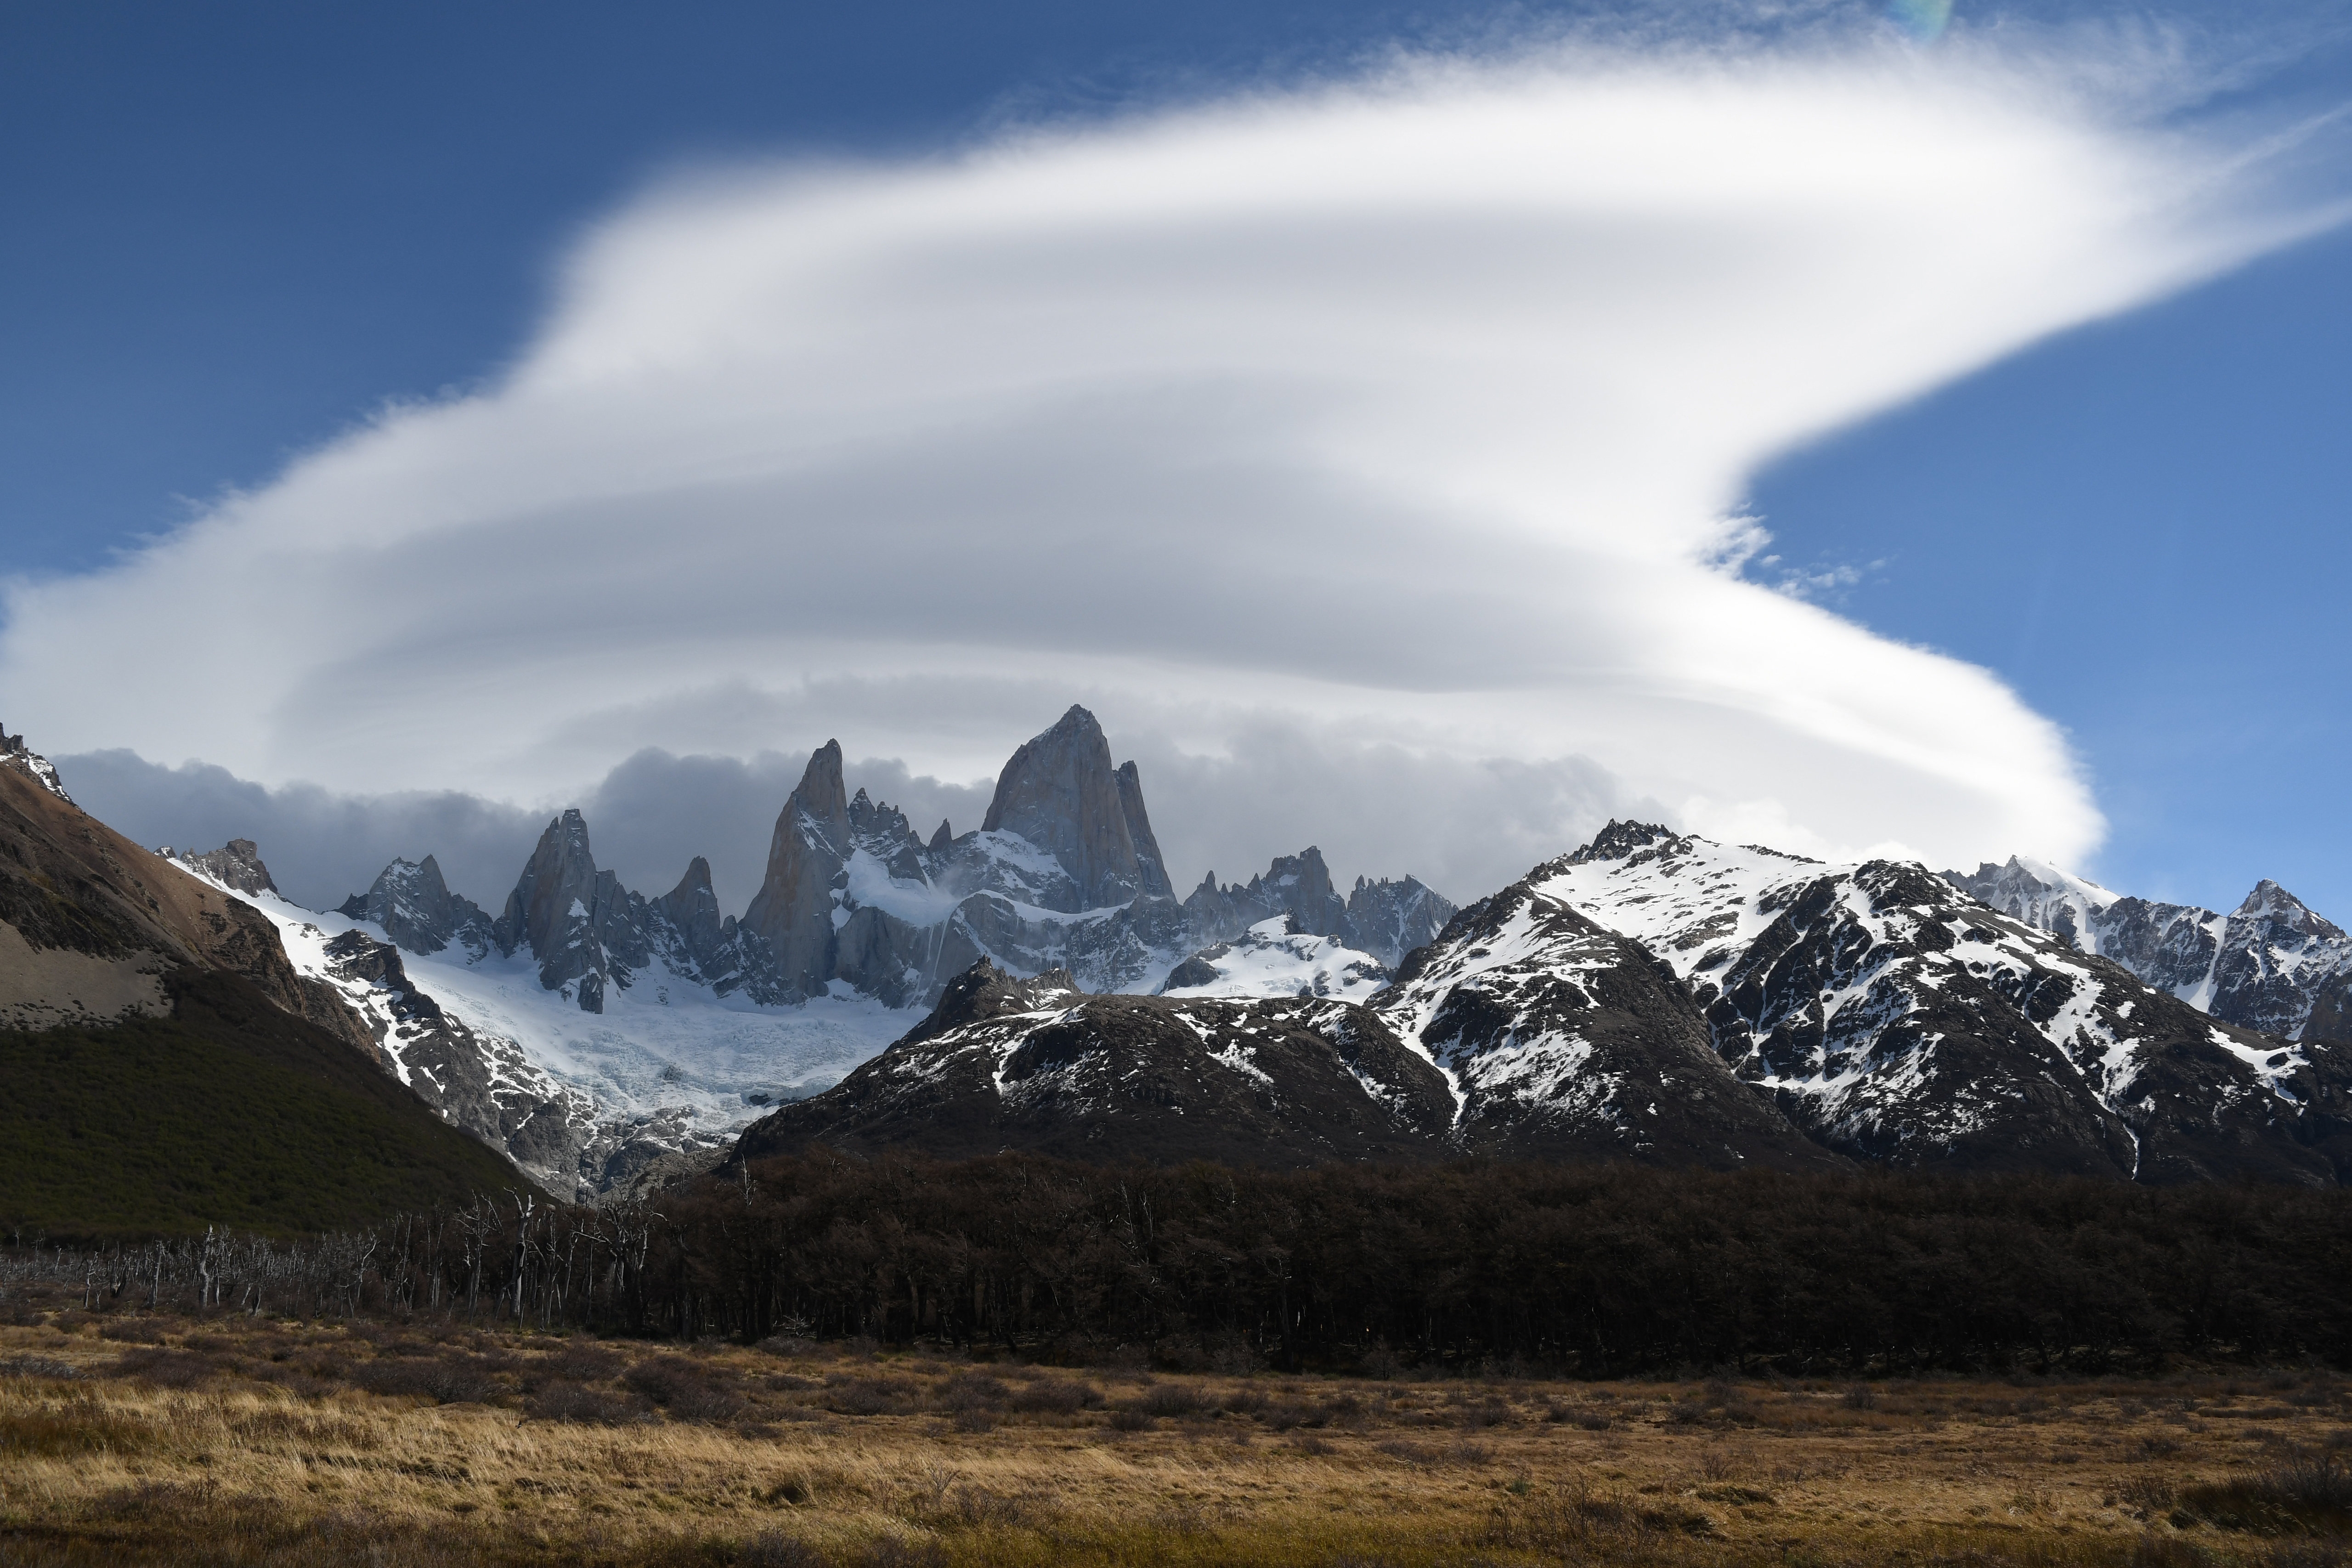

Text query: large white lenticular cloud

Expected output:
[0,38,2301,899]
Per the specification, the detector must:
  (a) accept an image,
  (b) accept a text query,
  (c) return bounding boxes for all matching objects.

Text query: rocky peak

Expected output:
[1251,848,1346,935]
[338,854,493,957]
[743,740,855,998]
[1565,820,1683,866]
[493,809,650,1012]
[172,838,279,898]
[654,857,724,947]
[1183,846,1354,945]
[981,705,1154,909]
[929,819,953,852]
[1344,874,1458,969]
[0,724,72,805]
[2237,879,2345,942]
[1113,760,1174,900]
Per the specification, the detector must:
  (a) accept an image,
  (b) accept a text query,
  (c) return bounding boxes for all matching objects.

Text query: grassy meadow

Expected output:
[3,1297,2350,1567]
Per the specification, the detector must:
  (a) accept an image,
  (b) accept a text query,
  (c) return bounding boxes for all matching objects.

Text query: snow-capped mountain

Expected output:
[1374,866,1846,1170]
[1946,857,2352,1045]
[1159,917,1391,1003]
[734,961,1457,1168]
[1512,823,2351,1182]
[763,820,2344,1182]
[176,704,1453,1193]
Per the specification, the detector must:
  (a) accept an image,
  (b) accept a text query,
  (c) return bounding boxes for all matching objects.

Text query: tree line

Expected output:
[11,1155,2351,1374]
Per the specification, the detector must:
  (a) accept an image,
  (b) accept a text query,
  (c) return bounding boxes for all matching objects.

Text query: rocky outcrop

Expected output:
[485,810,797,1013]
[1180,849,1457,973]
[166,838,278,898]
[732,960,1456,1168]
[1946,858,2352,1044]
[1114,761,1175,901]
[0,724,72,805]
[337,855,494,957]
[307,926,598,1192]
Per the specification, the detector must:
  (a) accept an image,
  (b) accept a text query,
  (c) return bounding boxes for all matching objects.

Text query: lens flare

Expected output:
[1889,0,1954,43]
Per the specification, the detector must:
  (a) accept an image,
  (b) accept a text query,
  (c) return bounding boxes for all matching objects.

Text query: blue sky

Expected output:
[4,0,2348,917]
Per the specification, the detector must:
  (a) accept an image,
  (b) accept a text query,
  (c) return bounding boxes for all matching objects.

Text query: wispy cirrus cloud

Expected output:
[5,19,2334,902]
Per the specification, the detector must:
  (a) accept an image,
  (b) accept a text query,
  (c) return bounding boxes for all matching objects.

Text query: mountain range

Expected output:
[6,704,2350,1228]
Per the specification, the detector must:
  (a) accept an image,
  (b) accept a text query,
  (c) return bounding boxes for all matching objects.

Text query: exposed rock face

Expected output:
[0,724,72,805]
[1344,875,1457,969]
[733,960,1455,1168]
[496,810,614,1008]
[1946,857,2352,1044]
[337,855,493,957]
[1540,824,2352,1183]
[1113,761,1175,901]
[167,838,278,898]
[719,708,1449,1009]
[486,810,791,1013]
[981,706,1159,909]
[1379,878,1848,1172]
[646,856,789,1002]
[742,742,851,998]
[1185,847,1349,942]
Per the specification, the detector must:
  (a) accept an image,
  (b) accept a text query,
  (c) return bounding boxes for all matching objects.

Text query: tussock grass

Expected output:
[0,1307,2348,1565]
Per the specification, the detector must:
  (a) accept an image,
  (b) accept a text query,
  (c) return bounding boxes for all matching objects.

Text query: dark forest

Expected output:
[17,1155,2352,1376]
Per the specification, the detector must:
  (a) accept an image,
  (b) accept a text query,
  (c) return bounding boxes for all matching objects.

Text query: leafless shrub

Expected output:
[932,1371,1010,1413]
[1006,1378,1094,1415]
[522,1380,644,1425]
[825,1374,920,1417]
[739,1530,827,1568]
[107,1346,215,1388]
[0,1355,82,1381]
[352,1353,498,1404]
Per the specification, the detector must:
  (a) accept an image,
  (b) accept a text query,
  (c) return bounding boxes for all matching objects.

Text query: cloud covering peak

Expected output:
[0,29,2317,898]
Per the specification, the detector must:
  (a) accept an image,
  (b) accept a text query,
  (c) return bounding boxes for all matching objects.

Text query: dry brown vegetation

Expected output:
[4,1303,2351,1567]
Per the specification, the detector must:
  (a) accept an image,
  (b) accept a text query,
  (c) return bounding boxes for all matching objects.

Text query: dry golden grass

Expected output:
[2,1308,2348,1565]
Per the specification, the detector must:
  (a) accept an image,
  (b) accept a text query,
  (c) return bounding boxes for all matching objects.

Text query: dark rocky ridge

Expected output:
[733,961,1459,1168]
[1946,857,2352,1045]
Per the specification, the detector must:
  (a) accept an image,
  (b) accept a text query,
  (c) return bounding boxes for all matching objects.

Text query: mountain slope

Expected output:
[0,968,530,1238]
[1376,875,1849,1172]
[0,751,533,1234]
[1537,823,2352,1183]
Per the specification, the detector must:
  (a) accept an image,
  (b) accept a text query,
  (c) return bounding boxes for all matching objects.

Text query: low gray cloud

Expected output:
[62,746,999,917]
[61,750,544,913]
